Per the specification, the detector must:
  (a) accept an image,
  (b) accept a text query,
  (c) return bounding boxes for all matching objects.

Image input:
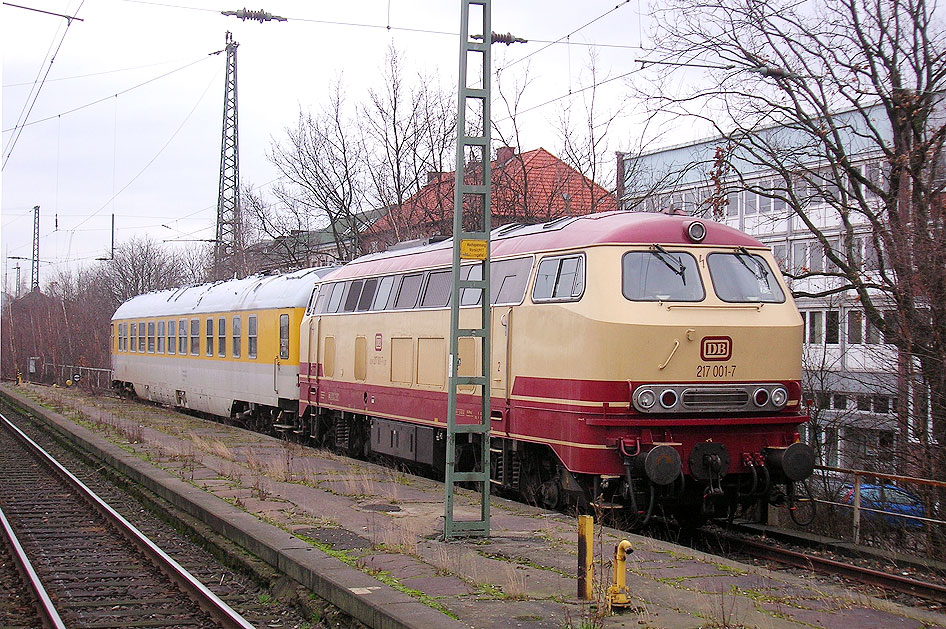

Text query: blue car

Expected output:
[840,484,926,529]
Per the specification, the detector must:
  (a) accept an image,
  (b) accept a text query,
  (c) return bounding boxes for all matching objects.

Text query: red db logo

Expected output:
[701,336,732,361]
[375,333,383,351]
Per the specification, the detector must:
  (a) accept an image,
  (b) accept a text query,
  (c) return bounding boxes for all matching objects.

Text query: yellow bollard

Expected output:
[16,371,22,385]
[607,539,634,613]
[578,515,593,600]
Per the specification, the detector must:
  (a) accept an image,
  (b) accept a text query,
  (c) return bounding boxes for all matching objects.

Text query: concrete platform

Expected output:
[3,383,944,629]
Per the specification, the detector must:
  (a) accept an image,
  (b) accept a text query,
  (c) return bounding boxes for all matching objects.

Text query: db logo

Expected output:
[701,336,732,361]
[375,333,383,352]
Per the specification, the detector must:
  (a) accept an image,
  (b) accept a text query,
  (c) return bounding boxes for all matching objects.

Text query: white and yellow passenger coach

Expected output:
[111,267,333,427]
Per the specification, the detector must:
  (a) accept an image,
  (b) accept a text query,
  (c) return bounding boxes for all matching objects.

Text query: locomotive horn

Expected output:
[765,443,815,482]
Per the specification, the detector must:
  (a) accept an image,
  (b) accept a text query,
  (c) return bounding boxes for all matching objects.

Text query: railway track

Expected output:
[694,525,946,607]
[0,411,254,629]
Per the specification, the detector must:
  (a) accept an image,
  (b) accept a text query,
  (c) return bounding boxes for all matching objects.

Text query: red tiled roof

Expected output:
[366,148,616,245]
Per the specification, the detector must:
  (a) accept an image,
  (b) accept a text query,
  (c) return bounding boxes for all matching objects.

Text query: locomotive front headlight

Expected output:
[659,389,678,409]
[687,221,707,243]
[771,387,788,409]
[637,388,657,410]
[753,388,770,407]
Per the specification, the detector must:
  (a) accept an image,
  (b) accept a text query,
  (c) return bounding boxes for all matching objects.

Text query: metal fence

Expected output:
[810,464,946,545]
[42,363,113,391]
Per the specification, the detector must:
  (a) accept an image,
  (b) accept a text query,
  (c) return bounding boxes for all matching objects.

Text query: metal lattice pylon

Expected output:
[215,31,244,280]
[31,205,39,291]
[444,0,492,539]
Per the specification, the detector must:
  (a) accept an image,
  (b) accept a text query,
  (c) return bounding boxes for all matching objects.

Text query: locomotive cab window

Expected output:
[533,254,585,302]
[623,249,704,302]
[707,250,786,303]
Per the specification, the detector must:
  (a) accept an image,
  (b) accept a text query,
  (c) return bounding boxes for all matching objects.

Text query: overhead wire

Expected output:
[1,52,222,133]
[2,56,209,88]
[2,0,85,170]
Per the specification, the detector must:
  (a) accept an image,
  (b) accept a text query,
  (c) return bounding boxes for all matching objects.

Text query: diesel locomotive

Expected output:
[111,211,814,524]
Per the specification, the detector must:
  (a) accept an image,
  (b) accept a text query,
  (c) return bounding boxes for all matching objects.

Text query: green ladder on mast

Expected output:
[444,0,492,539]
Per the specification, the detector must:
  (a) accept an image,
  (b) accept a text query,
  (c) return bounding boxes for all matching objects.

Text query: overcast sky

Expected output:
[2,0,684,289]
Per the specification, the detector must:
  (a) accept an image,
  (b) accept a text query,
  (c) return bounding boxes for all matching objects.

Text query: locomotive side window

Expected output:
[357,278,378,311]
[157,321,165,354]
[206,318,214,356]
[707,251,786,303]
[279,313,290,359]
[312,284,329,313]
[218,317,226,357]
[190,319,200,355]
[168,320,176,355]
[178,319,187,354]
[492,257,533,304]
[343,280,363,312]
[373,276,396,310]
[232,316,241,358]
[420,271,451,308]
[622,250,704,302]
[533,254,585,302]
[326,282,345,313]
[461,265,483,306]
[248,315,258,359]
[393,273,423,309]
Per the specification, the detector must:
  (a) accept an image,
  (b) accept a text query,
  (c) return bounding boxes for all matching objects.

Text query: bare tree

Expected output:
[98,235,190,304]
[267,81,368,263]
[644,0,946,542]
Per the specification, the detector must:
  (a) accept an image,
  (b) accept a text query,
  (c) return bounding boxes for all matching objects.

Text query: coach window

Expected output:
[420,270,451,308]
[206,319,214,356]
[343,280,364,312]
[373,276,396,310]
[167,320,176,355]
[218,317,226,357]
[533,254,585,302]
[279,314,290,359]
[190,319,200,355]
[130,323,137,353]
[623,250,704,302]
[139,322,146,352]
[232,316,241,358]
[357,278,378,311]
[178,319,187,354]
[393,273,424,309]
[157,321,165,354]
[707,251,785,303]
[248,315,258,359]
[147,322,155,353]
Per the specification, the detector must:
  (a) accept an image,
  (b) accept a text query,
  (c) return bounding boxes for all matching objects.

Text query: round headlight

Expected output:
[637,389,657,409]
[771,387,788,408]
[687,221,707,243]
[753,388,770,407]
[660,389,678,409]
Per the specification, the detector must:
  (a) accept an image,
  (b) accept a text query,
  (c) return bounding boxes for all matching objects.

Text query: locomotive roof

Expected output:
[111,266,334,320]
[327,211,763,280]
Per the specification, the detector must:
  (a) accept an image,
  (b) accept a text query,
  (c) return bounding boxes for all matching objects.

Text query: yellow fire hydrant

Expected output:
[607,539,634,613]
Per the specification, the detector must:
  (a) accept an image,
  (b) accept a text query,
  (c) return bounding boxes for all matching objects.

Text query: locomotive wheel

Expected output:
[519,451,563,510]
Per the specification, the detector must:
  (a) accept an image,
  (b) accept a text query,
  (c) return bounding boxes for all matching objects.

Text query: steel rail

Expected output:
[0,503,67,629]
[0,412,255,629]
[734,535,946,604]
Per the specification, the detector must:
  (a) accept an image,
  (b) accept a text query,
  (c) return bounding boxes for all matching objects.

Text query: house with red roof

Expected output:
[362,147,616,252]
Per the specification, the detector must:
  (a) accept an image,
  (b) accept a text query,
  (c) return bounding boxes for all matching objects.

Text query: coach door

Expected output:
[274,313,290,395]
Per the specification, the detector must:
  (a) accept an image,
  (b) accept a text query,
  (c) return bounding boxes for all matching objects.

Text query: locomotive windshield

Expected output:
[707,250,786,303]
[622,249,704,301]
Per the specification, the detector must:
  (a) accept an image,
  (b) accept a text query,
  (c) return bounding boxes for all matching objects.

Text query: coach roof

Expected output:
[112,266,333,321]
[326,211,763,281]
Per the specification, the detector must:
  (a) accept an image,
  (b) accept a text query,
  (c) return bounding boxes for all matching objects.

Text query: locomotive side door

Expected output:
[490,306,512,433]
